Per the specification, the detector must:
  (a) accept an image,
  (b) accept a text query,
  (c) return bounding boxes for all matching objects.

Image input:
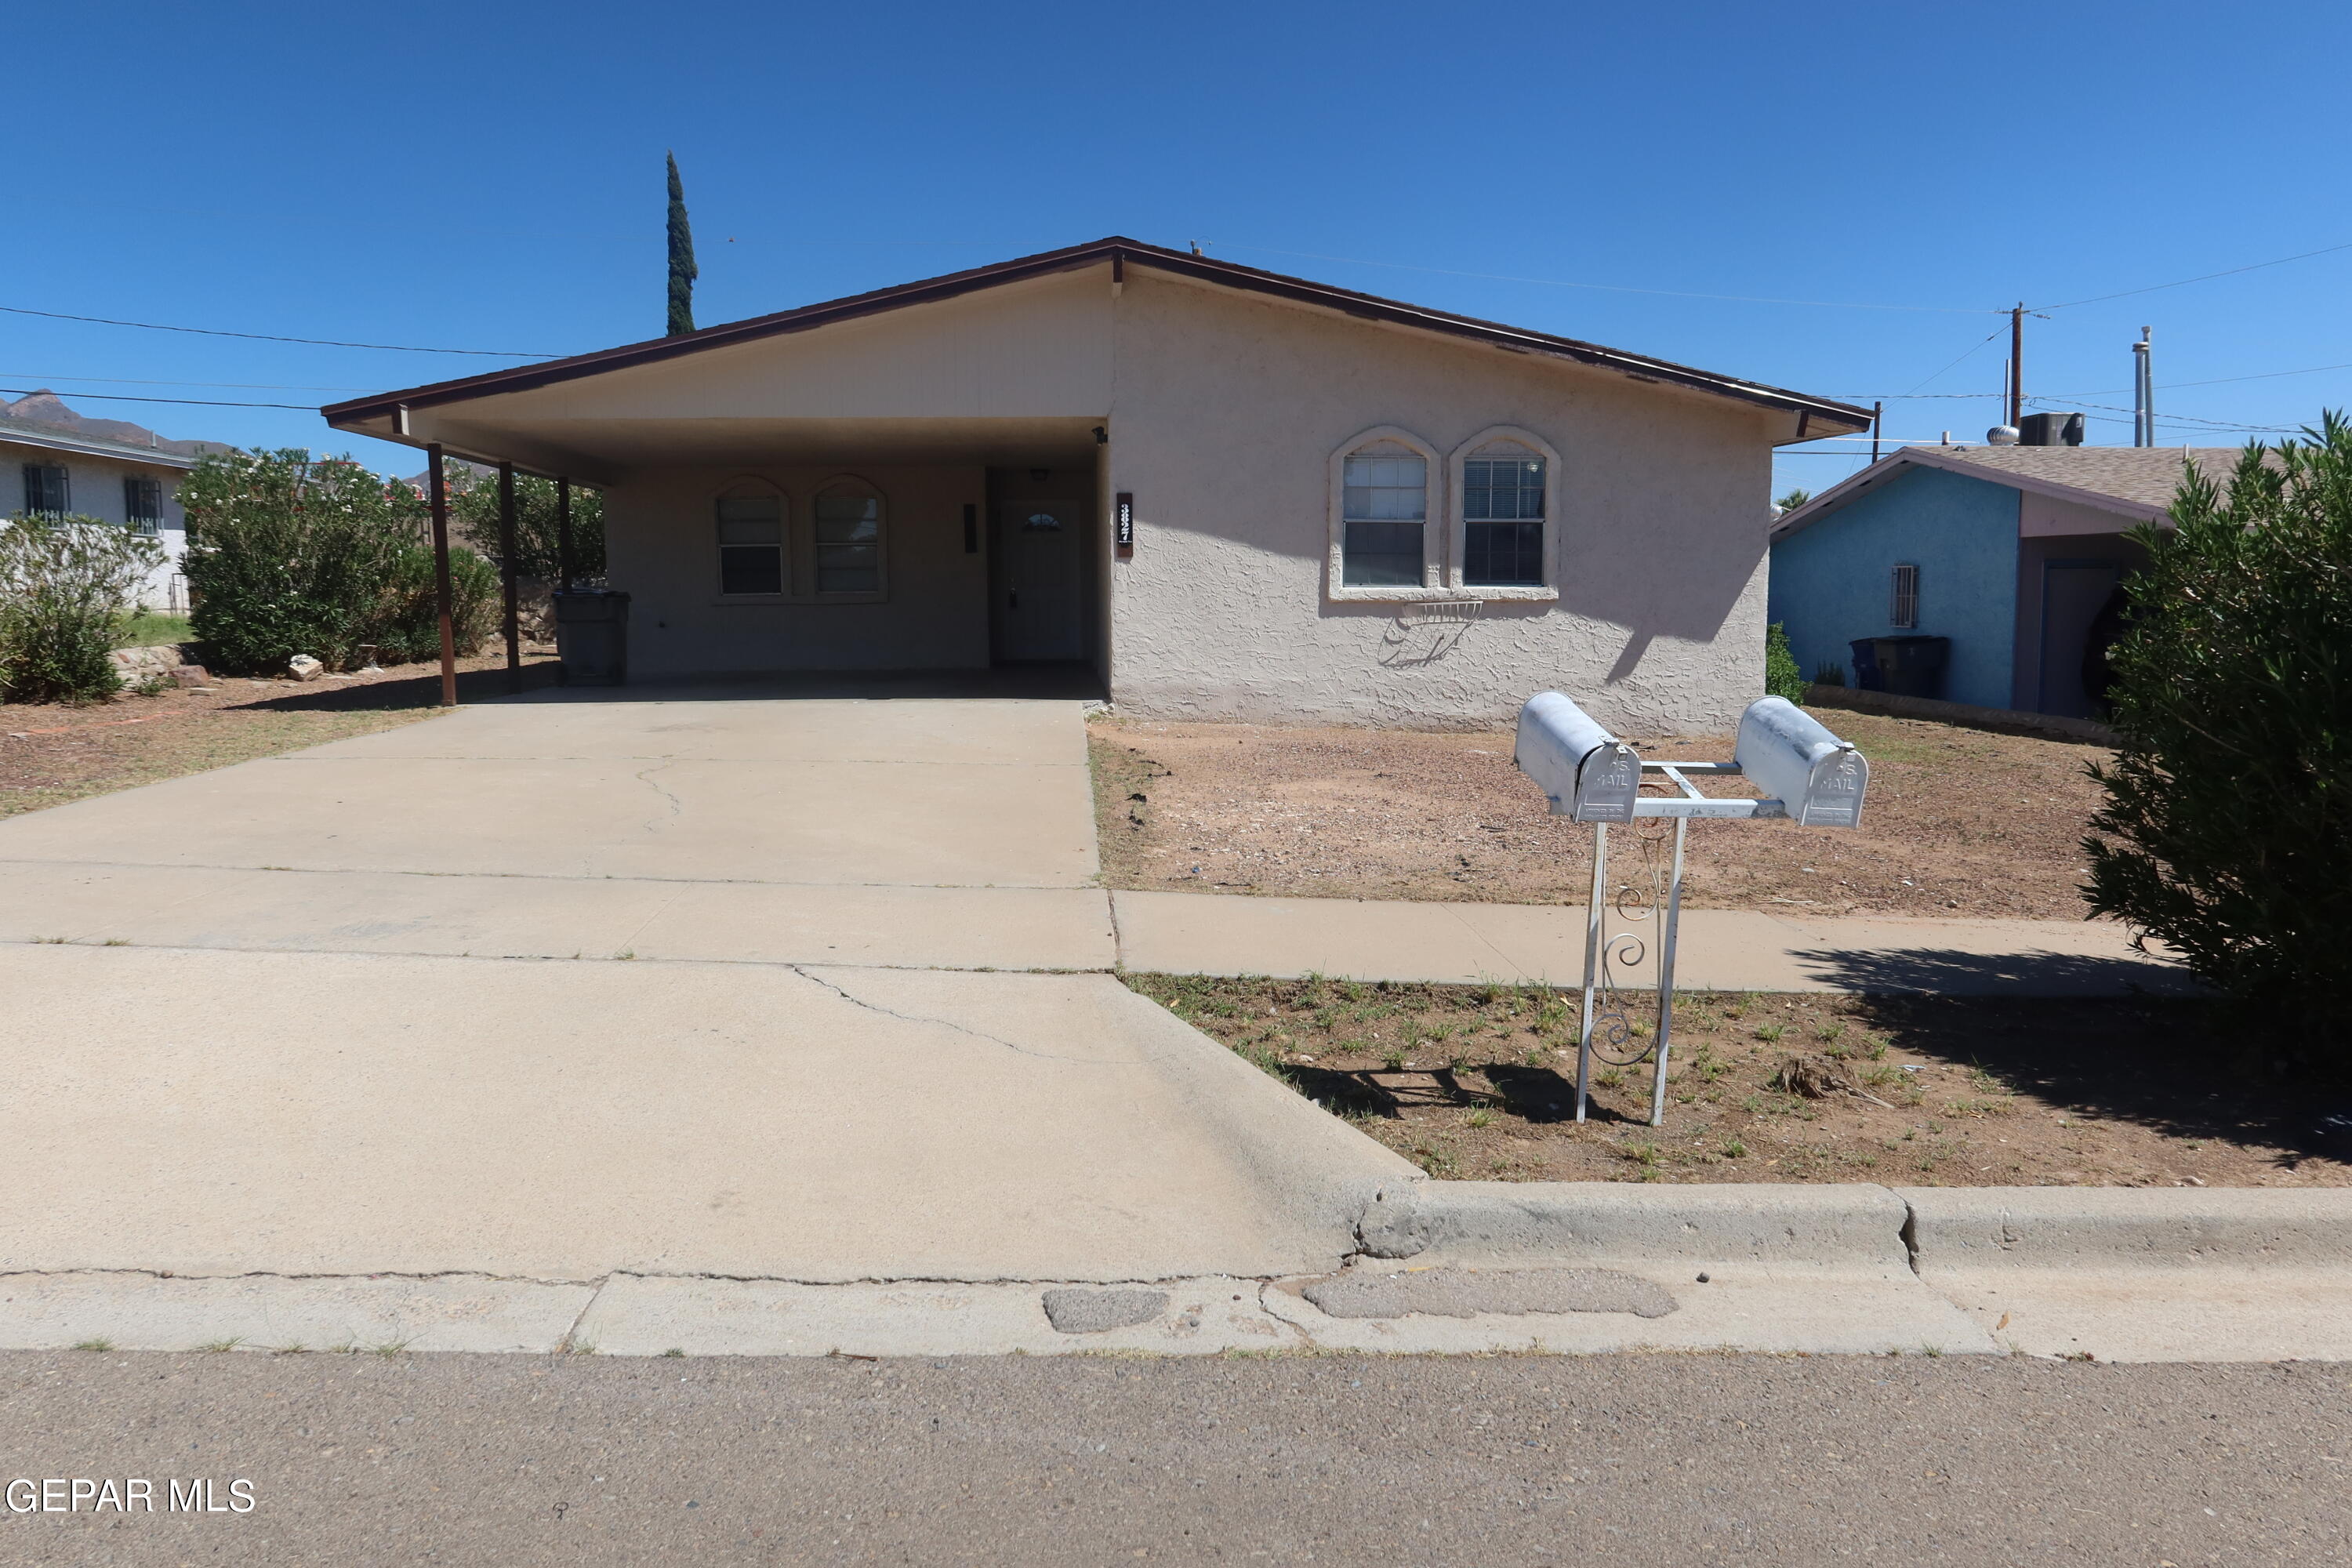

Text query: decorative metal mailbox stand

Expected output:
[1515,694,1871,1127]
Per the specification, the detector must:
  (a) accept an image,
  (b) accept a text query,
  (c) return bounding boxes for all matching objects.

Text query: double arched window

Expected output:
[1327,426,1560,601]
[713,474,887,601]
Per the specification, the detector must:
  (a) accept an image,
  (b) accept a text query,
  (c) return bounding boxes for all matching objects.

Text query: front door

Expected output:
[998,502,1085,662]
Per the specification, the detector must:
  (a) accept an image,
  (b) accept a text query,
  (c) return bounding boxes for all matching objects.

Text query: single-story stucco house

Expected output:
[325,238,1867,728]
[3,407,197,611]
[1768,443,2245,720]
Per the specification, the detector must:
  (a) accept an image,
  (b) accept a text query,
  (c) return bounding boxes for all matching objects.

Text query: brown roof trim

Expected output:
[323,238,1871,434]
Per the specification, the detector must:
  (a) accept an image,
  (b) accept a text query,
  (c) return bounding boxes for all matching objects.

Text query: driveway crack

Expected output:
[786,966,1109,1064]
[634,761,685,833]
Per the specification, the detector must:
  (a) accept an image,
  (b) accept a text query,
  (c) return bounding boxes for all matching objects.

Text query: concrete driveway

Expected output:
[0,691,1408,1286]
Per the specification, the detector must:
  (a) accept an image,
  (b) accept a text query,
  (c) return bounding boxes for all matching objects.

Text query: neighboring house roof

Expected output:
[323,237,1872,442]
[1,390,228,460]
[1769,443,2256,543]
[0,413,200,470]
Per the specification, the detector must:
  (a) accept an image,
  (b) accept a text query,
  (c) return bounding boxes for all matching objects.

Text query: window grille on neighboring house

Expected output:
[1889,562,1920,629]
[21,463,70,515]
[1461,456,1545,586]
[1341,450,1427,586]
[125,477,164,534]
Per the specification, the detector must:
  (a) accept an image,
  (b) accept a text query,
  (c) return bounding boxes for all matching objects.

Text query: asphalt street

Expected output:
[3,1350,2345,1565]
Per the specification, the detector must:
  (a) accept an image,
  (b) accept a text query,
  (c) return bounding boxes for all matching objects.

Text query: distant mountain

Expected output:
[0,390,235,458]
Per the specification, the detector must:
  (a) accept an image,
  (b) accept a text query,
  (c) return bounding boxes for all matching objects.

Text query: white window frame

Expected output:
[713,477,792,600]
[1890,561,1920,629]
[709,474,891,605]
[808,474,889,603]
[1446,426,1561,601]
[1327,426,1444,602]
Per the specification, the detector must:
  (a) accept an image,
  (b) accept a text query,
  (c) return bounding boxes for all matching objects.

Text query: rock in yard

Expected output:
[288,654,325,681]
[169,666,210,688]
[1040,1287,1168,1334]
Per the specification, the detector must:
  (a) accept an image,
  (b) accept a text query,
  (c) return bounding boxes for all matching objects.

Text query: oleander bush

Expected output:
[180,448,496,673]
[0,513,162,703]
[446,466,605,583]
[2084,412,2352,1053]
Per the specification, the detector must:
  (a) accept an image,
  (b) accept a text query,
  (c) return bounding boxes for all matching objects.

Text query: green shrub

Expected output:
[1764,621,1808,703]
[2084,414,2352,1051]
[447,467,605,583]
[0,514,162,703]
[180,448,498,673]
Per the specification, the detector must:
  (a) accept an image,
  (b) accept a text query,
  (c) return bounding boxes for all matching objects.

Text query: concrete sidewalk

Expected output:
[1112,889,2193,996]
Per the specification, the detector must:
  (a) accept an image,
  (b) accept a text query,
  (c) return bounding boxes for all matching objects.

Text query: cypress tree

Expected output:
[666,151,698,337]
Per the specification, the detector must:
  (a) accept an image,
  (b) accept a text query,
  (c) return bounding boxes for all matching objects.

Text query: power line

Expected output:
[0,303,557,358]
[1207,242,1996,314]
[2031,238,2352,311]
[2,386,317,411]
[1,372,374,392]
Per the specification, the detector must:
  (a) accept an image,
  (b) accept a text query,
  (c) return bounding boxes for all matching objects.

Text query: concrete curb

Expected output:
[1357,1181,1915,1269]
[1897,1186,2352,1269]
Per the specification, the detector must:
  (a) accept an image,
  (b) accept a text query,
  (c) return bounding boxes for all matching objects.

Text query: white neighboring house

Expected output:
[2,414,198,612]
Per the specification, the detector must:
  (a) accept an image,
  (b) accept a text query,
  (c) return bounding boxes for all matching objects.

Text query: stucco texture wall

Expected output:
[1766,465,2019,710]
[607,463,989,677]
[1103,270,1777,731]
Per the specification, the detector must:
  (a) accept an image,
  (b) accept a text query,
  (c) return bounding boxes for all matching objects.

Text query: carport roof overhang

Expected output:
[354,414,1107,486]
[323,236,1873,480]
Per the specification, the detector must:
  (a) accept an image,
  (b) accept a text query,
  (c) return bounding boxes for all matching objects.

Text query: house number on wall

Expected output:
[1115,492,1134,555]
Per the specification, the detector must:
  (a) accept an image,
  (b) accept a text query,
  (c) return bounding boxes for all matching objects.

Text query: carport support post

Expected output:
[497,461,521,692]
[555,477,575,591]
[1574,823,1606,1123]
[426,443,458,707]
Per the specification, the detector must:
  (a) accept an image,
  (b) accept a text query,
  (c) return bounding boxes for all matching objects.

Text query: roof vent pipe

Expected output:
[1987,425,2020,445]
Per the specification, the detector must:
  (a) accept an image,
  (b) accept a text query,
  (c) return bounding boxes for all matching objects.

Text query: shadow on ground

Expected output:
[1836,989,2349,1165]
[227,656,567,716]
[1793,945,2204,998]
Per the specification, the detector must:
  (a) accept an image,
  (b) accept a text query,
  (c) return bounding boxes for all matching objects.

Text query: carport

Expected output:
[324,254,1123,705]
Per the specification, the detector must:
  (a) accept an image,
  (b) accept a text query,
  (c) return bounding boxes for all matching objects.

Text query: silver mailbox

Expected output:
[1515,691,1641,822]
[1734,697,1869,827]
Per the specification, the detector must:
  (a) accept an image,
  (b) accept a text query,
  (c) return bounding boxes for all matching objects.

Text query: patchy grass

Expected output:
[116,612,193,648]
[1124,973,2351,1188]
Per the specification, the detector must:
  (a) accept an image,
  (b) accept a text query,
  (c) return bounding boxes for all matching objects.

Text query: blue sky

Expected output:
[11,0,2350,495]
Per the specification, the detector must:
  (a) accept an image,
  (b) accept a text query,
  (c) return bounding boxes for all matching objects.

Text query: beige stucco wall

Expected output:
[1102,270,1776,731]
[606,463,991,677]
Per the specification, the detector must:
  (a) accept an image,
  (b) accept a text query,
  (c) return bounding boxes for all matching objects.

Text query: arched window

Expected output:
[1327,428,1439,598]
[1448,428,1561,597]
[714,478,787,597]
[811,477,886,597]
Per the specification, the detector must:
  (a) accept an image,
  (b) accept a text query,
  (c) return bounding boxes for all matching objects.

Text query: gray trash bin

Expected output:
[554,590,630,686]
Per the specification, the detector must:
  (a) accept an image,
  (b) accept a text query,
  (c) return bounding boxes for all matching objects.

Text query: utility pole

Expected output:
[2132,328,2154,447]
[1871,401,1882,464]
[2008,303,2024,427]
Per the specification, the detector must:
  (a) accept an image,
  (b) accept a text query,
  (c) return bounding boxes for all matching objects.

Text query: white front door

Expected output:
[1000,503,1084,662]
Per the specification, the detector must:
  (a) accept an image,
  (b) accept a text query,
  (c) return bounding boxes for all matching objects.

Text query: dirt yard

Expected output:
[1129,974,2350,1189]
[2,650,562,819]
[1092,711,2110,920]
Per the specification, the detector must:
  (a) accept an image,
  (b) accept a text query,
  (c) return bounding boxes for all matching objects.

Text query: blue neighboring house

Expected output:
[1768,443,2245,720]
